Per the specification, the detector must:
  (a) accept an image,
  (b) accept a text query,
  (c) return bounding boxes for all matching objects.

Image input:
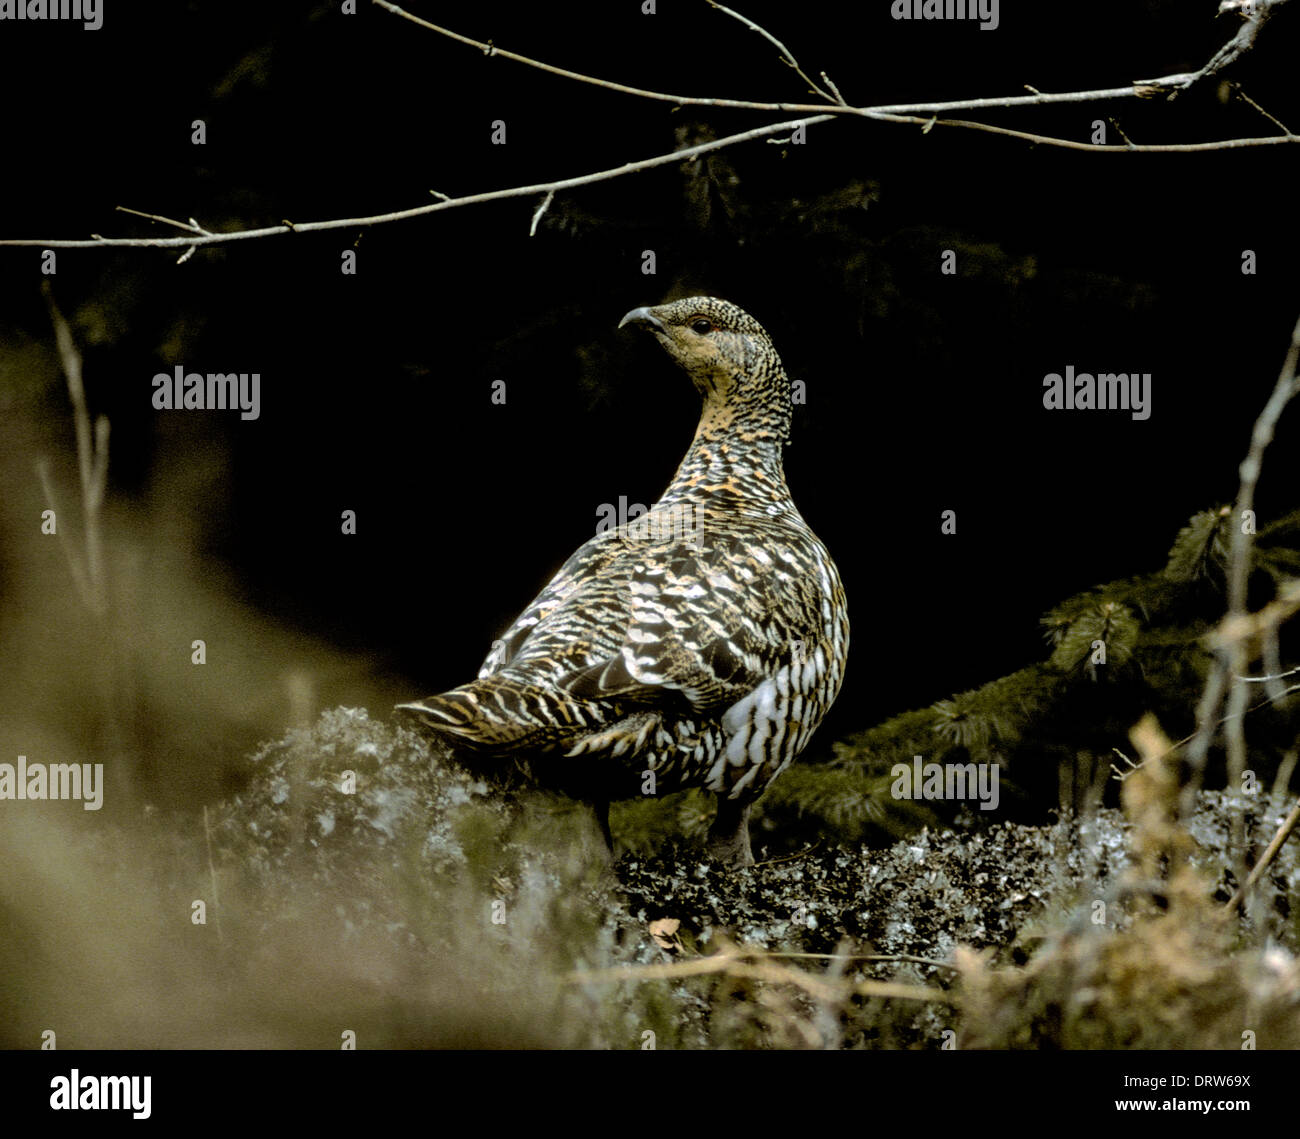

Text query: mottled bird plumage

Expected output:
[398,297,848,863]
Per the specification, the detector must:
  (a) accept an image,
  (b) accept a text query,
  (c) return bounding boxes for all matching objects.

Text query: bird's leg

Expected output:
[707,795,754,867]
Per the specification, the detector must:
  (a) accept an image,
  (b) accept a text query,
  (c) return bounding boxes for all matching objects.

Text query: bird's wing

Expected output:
[476,529,625,678]
[557,530,810,715]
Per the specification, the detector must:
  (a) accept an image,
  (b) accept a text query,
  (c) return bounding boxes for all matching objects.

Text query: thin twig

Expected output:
[528,189,553,237]
[1237,663,1300,683]
[1171,313,1300,890]
[203,805,224,942]
[8,112,1296,256]
[34,458,93,606]
[374,0,834,113]
[1183,315,1300,820]
[5,4,1297,255]
[373,0,1297,148]
[1223,792,1300,914]
[0,114,833,250]
[763,951,958,970]
[706,1,839,104]
[567,952,951,1003]
[879,112,1296,153]
[40,283,109,616]
[1230,316,1300,617]
[1230,82,1293,135]
[114,206,212,235]
[367,0,1250,120]
[754,843,819,867]
[1113,677,1300,782]
[1108,117,1136,148]
[821,72,846,105]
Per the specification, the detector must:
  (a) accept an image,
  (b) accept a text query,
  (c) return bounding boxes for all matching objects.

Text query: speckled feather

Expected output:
[398,297,848,863]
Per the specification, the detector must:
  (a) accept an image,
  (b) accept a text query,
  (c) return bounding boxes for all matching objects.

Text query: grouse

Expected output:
[397,297,848,865]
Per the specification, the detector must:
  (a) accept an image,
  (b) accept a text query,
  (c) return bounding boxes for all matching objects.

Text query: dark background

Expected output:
[1,0,1297,804]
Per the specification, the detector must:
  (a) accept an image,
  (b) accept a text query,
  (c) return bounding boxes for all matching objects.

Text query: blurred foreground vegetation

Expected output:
[2,707,1297,1049]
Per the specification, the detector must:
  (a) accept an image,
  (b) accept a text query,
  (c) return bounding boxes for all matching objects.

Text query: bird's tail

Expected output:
[396,676,581,754]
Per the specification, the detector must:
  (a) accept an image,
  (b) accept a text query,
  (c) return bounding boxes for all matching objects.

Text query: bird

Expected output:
[397,297,848,865]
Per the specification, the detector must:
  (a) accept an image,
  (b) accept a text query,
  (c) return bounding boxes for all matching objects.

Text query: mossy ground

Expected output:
[3,706,1297,1049]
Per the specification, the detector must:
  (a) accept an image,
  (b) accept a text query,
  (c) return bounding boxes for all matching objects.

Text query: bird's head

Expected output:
[619,296,791,439]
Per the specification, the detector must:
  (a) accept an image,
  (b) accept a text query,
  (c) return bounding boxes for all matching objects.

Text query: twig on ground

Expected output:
[567,941,952,1004]
[1223,792,1300,914]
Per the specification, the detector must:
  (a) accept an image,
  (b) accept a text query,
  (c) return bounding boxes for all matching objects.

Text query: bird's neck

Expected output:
[660,401,794,511]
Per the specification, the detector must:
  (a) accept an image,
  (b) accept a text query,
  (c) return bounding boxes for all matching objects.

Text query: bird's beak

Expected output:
[619,306,665,332]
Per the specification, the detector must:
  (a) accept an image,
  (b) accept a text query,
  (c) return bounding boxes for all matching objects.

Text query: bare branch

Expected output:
[1181,314,1300,841]
[0,114,835,251]
[373,0,812,112]
[881,112,1296,153]
[1230,81,1293,136]
[372,0,1138,117]
[1139,0,1293,98]
[705,0,842,104]
[6,109,1296,255]
[2,3,1296,254]
[374,0,1295,131]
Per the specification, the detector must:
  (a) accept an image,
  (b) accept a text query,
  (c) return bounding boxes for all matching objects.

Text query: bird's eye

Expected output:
[690,317,715,334]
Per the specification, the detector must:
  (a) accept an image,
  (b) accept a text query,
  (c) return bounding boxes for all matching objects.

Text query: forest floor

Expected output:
[7,706,1298,1048]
